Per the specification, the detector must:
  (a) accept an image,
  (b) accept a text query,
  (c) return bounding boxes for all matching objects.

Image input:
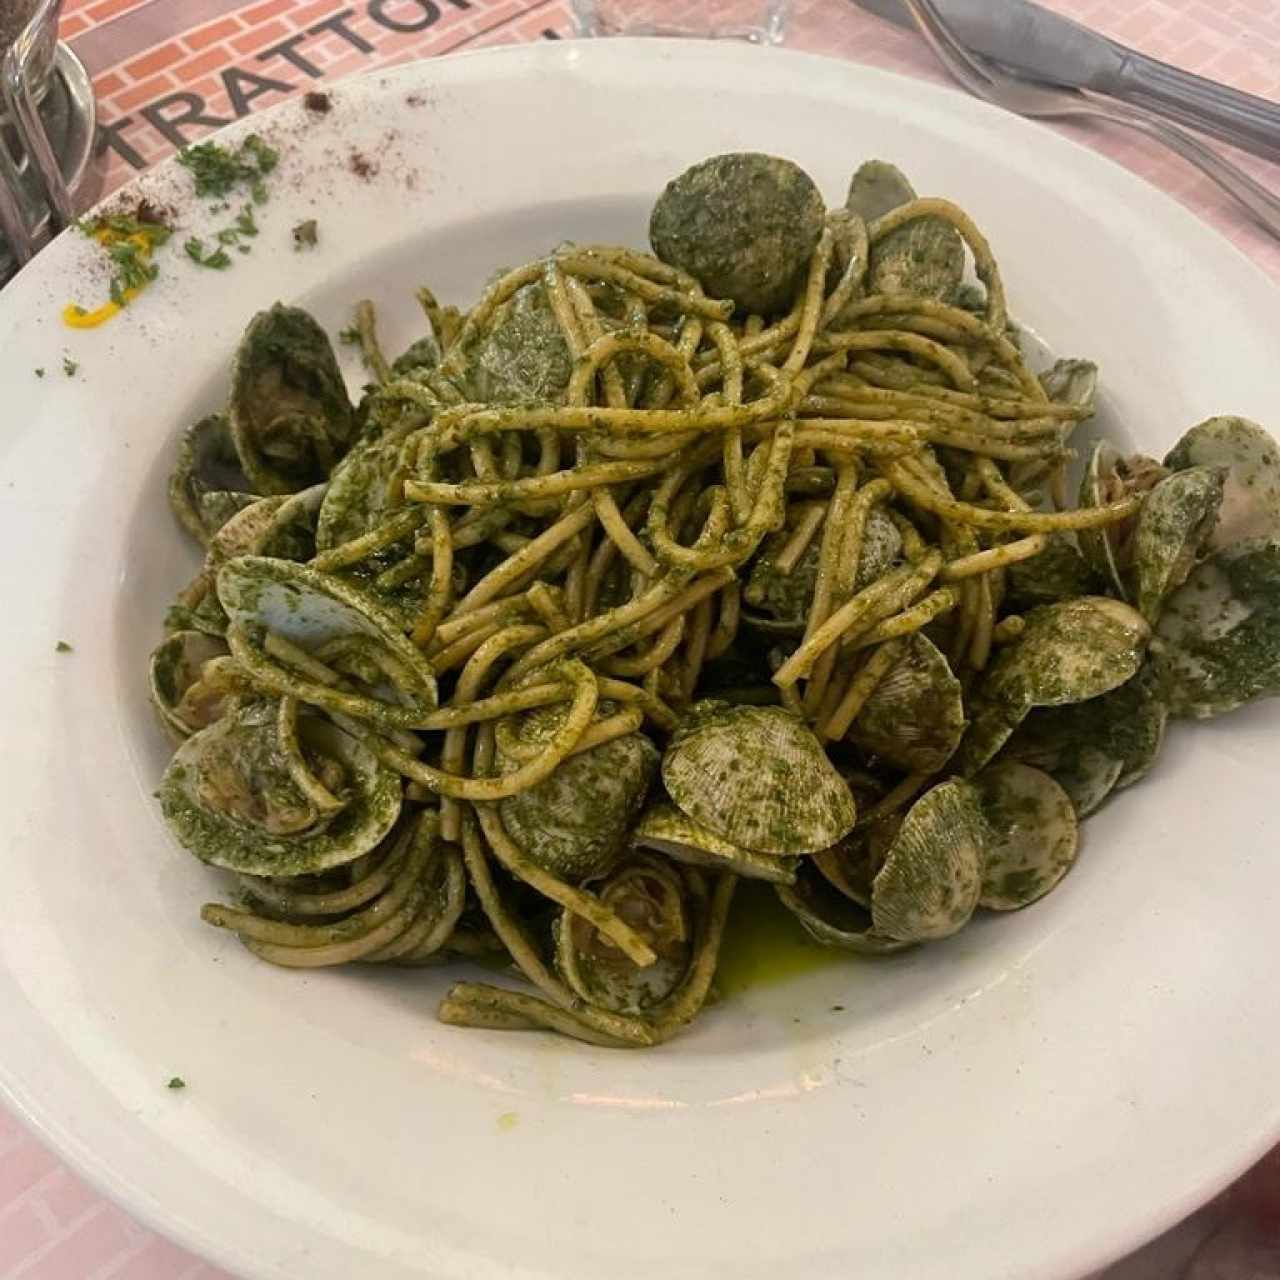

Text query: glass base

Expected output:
[572,1,788,44]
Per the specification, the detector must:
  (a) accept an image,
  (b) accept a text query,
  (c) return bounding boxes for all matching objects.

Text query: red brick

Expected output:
[293,0,351,29]
[114,73,179,112]
[0,1139,59,1203]
[101,1232,206,1280]
[85,0,146,22]
[183,16,243,52]
[230,19,292,55]
[59,11,90,37]
[123,40,185,80]
[173,46,238,82]
[242,0,298,26]
[94,70,126,97]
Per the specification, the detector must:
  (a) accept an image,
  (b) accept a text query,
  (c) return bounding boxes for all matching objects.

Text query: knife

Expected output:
[853,0,1280,163]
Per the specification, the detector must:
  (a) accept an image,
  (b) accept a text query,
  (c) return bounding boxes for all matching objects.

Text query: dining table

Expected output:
[2,0,1279,1276]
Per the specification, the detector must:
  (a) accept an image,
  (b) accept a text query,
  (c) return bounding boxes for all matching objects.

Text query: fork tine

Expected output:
[900,0,997,98]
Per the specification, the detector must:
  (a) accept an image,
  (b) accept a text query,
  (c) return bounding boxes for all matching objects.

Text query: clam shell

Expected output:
[315,424,417,554]
[497,730,659,883]
[1131,466,1225,624]
[1038,358,1097,418]
[554,855,693,1013]
[846,159,915,223]
[974,761,1079,910]
[958,597,1150,775]
[1164,416,1280,550]
[1005,535,1099,610]
[633,801,796,884]
[229,303,355,496]
[158,703,402,875]
[775,862,911,955]
[149,630,234,741]
[218,555,438,723]
[845,633,965,773]
[460,282,574,406]
[1152,536,1280,719]
[662,701,857,855]
[870,780,986,943]
[168,413,253,545]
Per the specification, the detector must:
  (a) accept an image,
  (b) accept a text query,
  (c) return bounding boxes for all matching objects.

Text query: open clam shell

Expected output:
[1131,466,1225,624]
[1164,416,1280,550]
[662,701,857,855]
[974,761,1079,910]
[496,723,658,883]
[633,801,797,884]
[149,630,238,741]
[554,854,694,1014]
[1039,358,1097,419]
[1077,443,1168,598]
[869,779,987,943]
[229,303,355,496]
[958,597,1150,775]
[218,555,438,725]
[168,412,255,545]
[848,160,964,301]
[845,633,965,774]
[1152,535,1280,719]
[775,861,911,955]
[158,701,402,875]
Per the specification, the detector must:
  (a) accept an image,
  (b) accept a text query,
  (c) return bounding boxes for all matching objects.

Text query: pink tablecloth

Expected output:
[3,1,1280,1276]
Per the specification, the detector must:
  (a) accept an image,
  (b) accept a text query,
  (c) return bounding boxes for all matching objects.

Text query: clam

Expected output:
[168,413,254,545]
[158,701,402,875]
[844,632,965,773]
[554,854,694,1014]
[650,152,826,315]
[1005,535,1099,610]
[1163,416,1280,549]
[1077,442,1169,597]
[255,482,327,563]
[1001,666,1168,814]
[1130,466,1225,624]
[662,701,857,854]
[743,508,900,635]
[218,555,438,727]
[957,597,1150,774]
[1152,536,1280,719]
[632,801,797,884]
[869,779,987,942]
[390,334,439,378]
[149,630,243,741]
[229,303,355,495]
[848,159,964,301]
[776,862,911,955]
[460,281,574,406]
[495,716,659,882]
[973,761,1079,910]
[315,423,418,553]
[1038,358,1098,418]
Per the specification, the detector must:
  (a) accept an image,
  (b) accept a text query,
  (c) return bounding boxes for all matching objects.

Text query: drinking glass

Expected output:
[571,0,788,44]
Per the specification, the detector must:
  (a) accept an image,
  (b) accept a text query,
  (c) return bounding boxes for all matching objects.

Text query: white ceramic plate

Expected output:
[2,39,1278,1280]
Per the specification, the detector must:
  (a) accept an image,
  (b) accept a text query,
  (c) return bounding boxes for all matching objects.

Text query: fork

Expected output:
[900,0,1280,242]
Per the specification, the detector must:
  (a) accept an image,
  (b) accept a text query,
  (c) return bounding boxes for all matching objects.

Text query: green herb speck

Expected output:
[62,355,78,377]
[55,640,73,653]
[167,1076,186,1090]
[292,219,318,250]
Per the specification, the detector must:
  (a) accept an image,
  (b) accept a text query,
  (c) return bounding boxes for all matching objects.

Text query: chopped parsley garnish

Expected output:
[71,215,171,317]
[34,367,44,378]
[292,218,318,250]
[62,356,78,377]
[167,1076,186,1090]
[184,237,232,270]
[177,134,279,201]
[338,324,361,346]
[55,640,73,653]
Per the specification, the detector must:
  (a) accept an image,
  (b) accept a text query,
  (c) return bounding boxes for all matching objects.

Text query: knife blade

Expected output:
[853,0,1280,163]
